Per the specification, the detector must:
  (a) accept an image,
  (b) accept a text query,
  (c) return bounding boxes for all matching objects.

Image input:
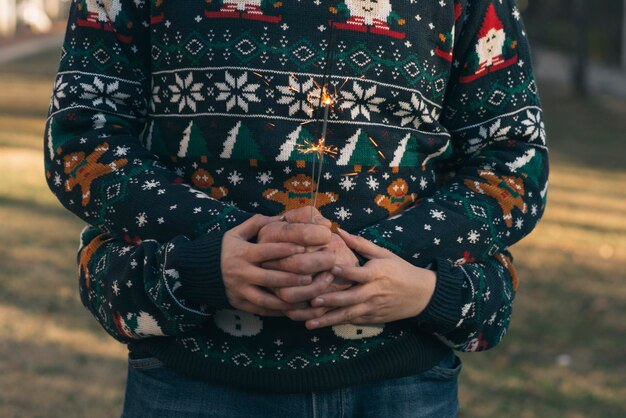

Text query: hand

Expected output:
[221,214,316,317]
[257,207,336,277]
[257,207,357,319]
[305,229,437,330]
[260,206,356,281]
[273,233,359,321]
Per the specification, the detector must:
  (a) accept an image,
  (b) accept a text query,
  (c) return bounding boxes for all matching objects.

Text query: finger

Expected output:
[249,242,306,264]
[329,264,374,284]
[284,306,331,321]
[310,285,369,308]
[234,300,285,317]
[272,272,334,304]
[306,304,371,329]
[336,228,389,259]
[246,265,313,288]
[283,206,332,227]
[232,214,283,240]
[259,222,332,246]
[242,286,309,311]
[261,250,336,275]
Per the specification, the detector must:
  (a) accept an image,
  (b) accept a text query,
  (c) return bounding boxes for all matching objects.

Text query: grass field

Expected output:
[1,49,625,418]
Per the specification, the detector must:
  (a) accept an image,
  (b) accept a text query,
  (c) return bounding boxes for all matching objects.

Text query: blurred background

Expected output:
[1,1,625,417]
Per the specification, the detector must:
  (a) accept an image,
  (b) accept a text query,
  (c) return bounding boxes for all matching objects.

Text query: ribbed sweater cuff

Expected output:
[411,258,464,334]
[168,232,232,310]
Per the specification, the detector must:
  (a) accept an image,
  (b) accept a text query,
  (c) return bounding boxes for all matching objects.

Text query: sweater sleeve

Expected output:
[409,251,518,352]
[45,1,254,244]
[355,0,548,267]
[354,0,546,351]
[76,225,234,343]
[44,1,255,300]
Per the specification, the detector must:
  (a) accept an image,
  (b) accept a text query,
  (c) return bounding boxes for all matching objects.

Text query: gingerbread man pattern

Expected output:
[63,142,128,206]
[375,178,417,216]
[191,168,229,199]
[464,171,527,228]
[263,174,339,213]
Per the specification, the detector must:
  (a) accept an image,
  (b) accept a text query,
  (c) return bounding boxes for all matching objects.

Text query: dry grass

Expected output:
[1,49,625,418]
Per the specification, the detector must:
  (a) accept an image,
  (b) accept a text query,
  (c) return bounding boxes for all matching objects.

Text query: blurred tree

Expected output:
[573,0,589,95]
[623,0,626,69]
[524,0,623,66]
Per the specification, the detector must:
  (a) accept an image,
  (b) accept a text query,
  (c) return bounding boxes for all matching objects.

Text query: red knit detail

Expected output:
[478,3,504,39]
[454,2,462,22]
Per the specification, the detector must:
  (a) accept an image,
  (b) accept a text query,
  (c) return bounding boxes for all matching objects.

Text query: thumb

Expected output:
[232,214,282,240]
[336,228,388,259]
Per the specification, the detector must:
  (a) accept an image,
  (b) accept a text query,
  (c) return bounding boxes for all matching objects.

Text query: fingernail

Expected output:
[299,275,312,285]
[294,246,306,254]
[331,266,342,275]
[313,297,324,306]
[310,320,320,328]
[325,274,334,284]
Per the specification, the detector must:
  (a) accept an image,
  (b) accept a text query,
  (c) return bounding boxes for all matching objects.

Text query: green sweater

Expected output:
[45,0,547,392]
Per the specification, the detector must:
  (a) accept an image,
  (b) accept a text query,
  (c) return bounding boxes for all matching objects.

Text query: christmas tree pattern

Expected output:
[336,128,381,173]
[435,1,463,62]
[504,148,544,187]
[75,0,133,44]
[460,2,519,83]
[175,121,213,163]
[46,118,73,160]
[389,133,419,173]
[144,120,174,159]
[220,121,265,167]
[204,0,283,23]
[502,148,547,207]
[276,126,318,169]
[329,0,406,39]
[421,140,452,170]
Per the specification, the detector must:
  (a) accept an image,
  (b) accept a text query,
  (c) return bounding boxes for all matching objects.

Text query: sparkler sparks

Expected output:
[299,85,338,220]
[294,22,345,220]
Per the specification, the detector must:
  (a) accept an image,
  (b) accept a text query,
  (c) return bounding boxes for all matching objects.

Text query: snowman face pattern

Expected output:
[332,323,385,340]
[345,0,392,26]
[214,309,264,337]
[477,28,505,66]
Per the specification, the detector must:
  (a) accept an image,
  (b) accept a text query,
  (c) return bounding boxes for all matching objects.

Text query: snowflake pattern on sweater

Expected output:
[45,0,547,392]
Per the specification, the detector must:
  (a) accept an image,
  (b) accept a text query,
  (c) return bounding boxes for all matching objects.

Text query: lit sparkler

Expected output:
[297,22,341,221]
[299,85,338,221]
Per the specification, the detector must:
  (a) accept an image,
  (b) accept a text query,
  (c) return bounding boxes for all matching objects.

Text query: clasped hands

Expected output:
[221,206,437,330]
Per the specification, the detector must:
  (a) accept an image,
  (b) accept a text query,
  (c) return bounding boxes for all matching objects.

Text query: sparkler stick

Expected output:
[307,22,338,221]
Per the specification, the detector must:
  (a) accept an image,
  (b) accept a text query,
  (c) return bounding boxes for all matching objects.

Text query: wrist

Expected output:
[410,258,464,333]
[407,266,437,318]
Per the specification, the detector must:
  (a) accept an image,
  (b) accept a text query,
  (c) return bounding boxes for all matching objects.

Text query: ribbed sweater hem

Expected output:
[132,331,449,393]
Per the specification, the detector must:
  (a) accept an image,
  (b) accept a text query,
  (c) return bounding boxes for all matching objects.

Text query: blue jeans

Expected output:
[120,352,461,418]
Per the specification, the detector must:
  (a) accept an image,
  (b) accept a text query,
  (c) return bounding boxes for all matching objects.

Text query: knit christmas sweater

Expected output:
[45,0,548,392]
